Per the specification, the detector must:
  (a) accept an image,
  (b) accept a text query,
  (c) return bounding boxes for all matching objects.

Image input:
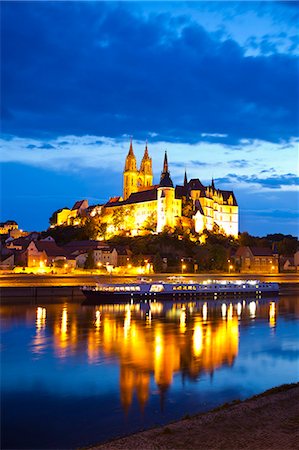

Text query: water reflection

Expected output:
[14,299,281,410]
[1,295,298,449]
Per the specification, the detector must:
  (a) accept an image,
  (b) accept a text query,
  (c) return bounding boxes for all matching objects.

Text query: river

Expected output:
[1,287,298,449]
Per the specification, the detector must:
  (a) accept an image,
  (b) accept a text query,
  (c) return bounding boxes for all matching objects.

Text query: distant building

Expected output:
[235,246,279,273]
[0,220,18,234]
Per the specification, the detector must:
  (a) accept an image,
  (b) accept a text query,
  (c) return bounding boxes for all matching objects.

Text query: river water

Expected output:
[1,290,299,449]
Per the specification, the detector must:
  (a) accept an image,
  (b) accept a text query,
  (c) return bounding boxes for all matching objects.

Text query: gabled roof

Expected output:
[194,200,205,215]
[6,237,31,249]
[236,246,275,257]
[35,241,66,257]
[187,179,206,191]
[249,247,274,256]
[105,188,158,207]
[220,190,238,206]
[72,200,86,211]
[62,240,107,255]
[175,185,188,199]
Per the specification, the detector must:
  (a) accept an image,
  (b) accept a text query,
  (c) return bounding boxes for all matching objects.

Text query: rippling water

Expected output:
[1,292,299,449]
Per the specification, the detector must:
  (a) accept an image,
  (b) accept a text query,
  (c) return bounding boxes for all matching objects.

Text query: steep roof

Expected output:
[105,188,158,207]
[220,190,238,206]
[72,200,86,211]
[35,241,66,257]
[249,247,274,256]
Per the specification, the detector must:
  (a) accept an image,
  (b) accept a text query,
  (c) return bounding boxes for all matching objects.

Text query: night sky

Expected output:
[1,1,298,235]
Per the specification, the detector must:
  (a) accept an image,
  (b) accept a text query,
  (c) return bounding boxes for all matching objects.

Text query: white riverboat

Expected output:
[82,279,279,304]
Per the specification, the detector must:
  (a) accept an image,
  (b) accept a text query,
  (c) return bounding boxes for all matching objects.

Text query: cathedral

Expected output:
[104,141,239,237]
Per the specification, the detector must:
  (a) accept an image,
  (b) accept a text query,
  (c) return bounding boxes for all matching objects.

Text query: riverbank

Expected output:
[92,383,299,450]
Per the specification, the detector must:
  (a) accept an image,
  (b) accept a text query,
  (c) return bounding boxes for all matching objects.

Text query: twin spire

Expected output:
[126,139,150,162]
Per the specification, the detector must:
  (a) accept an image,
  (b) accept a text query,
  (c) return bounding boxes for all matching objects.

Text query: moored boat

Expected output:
[82,279,279,304]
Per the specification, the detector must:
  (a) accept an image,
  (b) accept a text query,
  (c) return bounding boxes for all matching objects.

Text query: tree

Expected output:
[182,197,194,218]
[153,253,163,273]
[143,211,157,232]
[84,250,95,269]
[83,218,99,240]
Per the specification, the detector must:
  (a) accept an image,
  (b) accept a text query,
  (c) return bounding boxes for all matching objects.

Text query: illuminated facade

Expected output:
[104,142,238,237]
[51,141,239,237]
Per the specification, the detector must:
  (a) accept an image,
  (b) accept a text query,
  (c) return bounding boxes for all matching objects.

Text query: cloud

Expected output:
[217,173,299,190]
[228,159,250,168]
[1,2,298,144]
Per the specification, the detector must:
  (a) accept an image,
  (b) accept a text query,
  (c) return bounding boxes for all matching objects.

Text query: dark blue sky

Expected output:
[1,1,298,235]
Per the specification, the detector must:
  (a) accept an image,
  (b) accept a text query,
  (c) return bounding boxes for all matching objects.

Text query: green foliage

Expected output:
[182,197,194,218]
[142,211,157,232]
[83,218,99,240]
[45,225,88,245]
[53,259,66,268]
[84,250,95,269]
[153,253,163,273]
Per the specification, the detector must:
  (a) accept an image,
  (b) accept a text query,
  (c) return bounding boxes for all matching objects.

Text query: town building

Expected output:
[235,246,279,273]
[0,220,18,234]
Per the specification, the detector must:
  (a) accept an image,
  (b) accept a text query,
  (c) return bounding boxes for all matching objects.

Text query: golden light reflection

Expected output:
[221,303,227,319]
[180,308,186,333]
[202,303,208,322]
[36,307,46,330]
[249,301,256,318]
[95,310,101,329]
[193,319,203,357]
[33,306,47,355]
[237,302,242,317]
[227,303,233,321]
[124,306,131,339]
[269,302,276,328]
[37,302,241,411]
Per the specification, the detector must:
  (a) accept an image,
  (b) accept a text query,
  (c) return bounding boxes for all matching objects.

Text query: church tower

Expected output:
[139,142,153,188]
[123,140,138,200]
[157,152,176,232]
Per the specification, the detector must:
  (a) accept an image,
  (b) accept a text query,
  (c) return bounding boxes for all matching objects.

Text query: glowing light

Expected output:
[61,307,68,335]
[36,307,46,330]
[249,301,256,318]
[180,308,186,333]
[227,303,233,321]
[95,310,101,329]
[221,303,227,319]
[269,302,276,328]
[237,302,242,317]
[193,320,203,357]
[202,303,208,322]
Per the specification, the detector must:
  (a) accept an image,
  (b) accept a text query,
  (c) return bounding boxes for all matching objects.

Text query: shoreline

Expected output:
[91,383,299,450]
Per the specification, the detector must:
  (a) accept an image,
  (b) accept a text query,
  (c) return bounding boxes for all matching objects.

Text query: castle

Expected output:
[54,141,238,237]
[104,141,238,237]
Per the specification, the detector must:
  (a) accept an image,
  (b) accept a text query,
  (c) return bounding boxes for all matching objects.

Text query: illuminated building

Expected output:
[104,141,238,237]
[51,141,239,237]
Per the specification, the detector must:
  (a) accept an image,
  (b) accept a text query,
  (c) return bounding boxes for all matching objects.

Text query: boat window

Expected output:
[150,284,164,292]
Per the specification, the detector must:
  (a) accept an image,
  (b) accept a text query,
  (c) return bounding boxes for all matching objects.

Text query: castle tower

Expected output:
[139,142,153,188]
[123,140,138,200]
[157,152,175,232]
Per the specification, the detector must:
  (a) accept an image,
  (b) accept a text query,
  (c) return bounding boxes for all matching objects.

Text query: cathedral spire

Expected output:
[144,140,149,159]
[184,169,188,187]
[128,137,134,157]
[211,177,215,189]
[163,151,168,173]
